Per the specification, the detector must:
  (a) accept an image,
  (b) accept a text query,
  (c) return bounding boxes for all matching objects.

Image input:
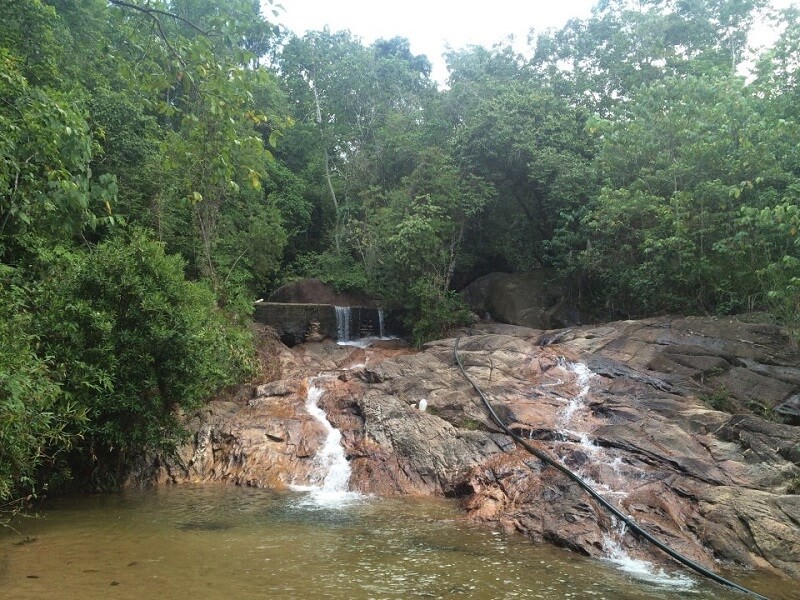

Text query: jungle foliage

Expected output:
[2,0,799,514]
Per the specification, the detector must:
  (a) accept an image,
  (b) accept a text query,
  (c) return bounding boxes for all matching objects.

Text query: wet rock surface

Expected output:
[137,316,800,580]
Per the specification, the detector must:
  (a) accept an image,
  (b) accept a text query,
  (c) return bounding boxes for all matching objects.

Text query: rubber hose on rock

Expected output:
[453,336,769,600]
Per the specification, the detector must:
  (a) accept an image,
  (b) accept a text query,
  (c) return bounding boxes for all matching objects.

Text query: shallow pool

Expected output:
[0,485,791,599]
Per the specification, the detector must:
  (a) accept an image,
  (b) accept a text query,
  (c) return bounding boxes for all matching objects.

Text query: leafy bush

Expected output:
[286,250,370,295]
[30,231,256,490]
[700,387,733,413]
[404,276,473,347]
[0,266,85,518]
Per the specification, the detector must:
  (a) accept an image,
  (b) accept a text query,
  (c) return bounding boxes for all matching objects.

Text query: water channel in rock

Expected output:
[554,360,693,588]
[289,379,362,508]
[1,485,794,600]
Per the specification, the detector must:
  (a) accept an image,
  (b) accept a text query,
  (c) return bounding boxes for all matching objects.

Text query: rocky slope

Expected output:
[137,316,800,580]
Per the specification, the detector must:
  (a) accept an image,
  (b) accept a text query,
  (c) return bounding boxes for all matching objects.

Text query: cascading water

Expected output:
[334,306,353,343]
[293,379,361,507]
[334,306,397,347]
[557,359,598,451]
[555,359,694,588]
[305,384,351,492]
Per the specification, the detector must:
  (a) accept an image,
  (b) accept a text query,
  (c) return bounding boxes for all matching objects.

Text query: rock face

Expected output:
[461,270,583,329]
[135,340,374,488]
[138,316,800,580]
[448,318,800,579]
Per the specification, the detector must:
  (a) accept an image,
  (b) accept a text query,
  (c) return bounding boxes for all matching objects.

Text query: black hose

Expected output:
[453,336,770,600]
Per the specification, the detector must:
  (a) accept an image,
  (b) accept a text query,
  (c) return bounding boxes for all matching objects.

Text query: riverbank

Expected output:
[131,316,800,585]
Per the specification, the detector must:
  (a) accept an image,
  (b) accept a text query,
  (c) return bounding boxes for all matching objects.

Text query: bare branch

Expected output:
[149,10,185,66]
[107,0,210,36]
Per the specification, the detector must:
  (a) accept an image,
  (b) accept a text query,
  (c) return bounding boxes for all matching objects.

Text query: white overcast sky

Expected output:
[272,1,796,84]
[273,0,595,82]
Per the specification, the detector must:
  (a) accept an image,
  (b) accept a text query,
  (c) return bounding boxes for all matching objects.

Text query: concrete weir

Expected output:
[254,301,390,346]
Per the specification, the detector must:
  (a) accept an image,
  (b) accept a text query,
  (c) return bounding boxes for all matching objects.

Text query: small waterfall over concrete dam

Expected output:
[254,301,398,347]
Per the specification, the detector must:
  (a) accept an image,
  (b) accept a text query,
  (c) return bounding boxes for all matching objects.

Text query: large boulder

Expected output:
[462,270,583,329]
[268,278,376,307]
[460,272,509,315]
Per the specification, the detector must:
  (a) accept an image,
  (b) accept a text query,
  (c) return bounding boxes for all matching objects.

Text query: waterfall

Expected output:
[293,380,360,507]
[557,359,594,433]
[555,360,694,588]
[378,308,386,338]
[334,306,396,347]
[556,360,606,490]
[305,384,351,492]
[334,306,352,342]
[601,522,693,589]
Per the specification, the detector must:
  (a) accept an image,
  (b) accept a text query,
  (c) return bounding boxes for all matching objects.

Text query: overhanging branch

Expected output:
[108,0,214,64]
[107,0,210,36]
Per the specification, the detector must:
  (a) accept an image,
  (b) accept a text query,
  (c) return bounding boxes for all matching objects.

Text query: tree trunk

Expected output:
[312,84,341,252]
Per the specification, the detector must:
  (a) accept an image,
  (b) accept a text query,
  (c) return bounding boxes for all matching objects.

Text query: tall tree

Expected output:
[279,29,436,255]
[579,74,795,314]
[444,46,599,275]
[531,0,767,115]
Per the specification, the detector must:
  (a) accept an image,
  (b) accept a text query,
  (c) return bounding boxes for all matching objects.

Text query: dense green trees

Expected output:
[446,61,598,273]
[580,74,795,313]
[0,0,280,515]
[2,0,800,515]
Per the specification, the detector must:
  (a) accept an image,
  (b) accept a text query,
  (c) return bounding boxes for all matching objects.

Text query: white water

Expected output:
[336,337,397,348]
[334,305,397,347]
[556,359,696,589]
[292,381,362,508]
[378,308,386,338]
[602,522,696,589]
[557,360,597,448]
[334,306,352,342]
